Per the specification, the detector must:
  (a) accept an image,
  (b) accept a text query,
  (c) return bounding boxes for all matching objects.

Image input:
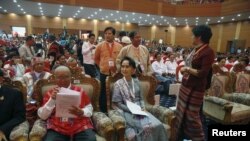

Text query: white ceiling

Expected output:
[0,0,250,26]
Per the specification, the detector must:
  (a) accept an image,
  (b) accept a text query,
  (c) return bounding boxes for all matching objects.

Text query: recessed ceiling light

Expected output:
[60,5,63,8]
[156,21,159,23]
[132,13,135,15]
[160,16,163,18]
[125,15,128,17]
[237,14,241,17]
[145,20,147,22]
[152,18,155,20]
[185,19,187,21]
[196,21,198,23]
[17,5,20,7]
[173,17,176,20]
[147,14,150,17]
[80,7,83,10]
[13,0,17,3]
[39,7,42,10]
[196,23,198,25]
[217,20,221,23]
[133,18,135,21]
[20,8,23,11]
[196,17,199,20]
[38,3,41,6]
[248,16,250,19]
[139,16,142,19]
[120,17,122,19]
[101,18,104,20]
[207,18,210,21]
[77,10,80,13]
[149,22,152,24]
[0,6,2,9]
[221,17,224,19]
[232,18,235,21]
[59,9,62,11]
[4,9,7,12]
[40,10,43,13]
[91,14,94,17]
[23,12,26,14]
[116,11,119,13]
[99,9,102,11]
[94,12,97,15]
[110,13,113,16]
[106,16,108,18]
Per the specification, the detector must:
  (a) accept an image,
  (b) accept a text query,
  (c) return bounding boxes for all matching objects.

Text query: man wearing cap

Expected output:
[121,36,131,47]
[0,69,26,141]
[23,57,52,102]
[18,36,36,61]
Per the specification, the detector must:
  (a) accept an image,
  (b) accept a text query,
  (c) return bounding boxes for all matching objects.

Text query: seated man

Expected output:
[37,66,96,141]
[0,69,26,141]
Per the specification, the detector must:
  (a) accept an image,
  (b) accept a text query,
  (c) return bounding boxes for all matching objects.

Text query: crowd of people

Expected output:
[0,25,249,141]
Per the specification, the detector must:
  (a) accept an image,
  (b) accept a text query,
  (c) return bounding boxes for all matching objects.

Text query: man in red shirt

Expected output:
[37,65,96,141]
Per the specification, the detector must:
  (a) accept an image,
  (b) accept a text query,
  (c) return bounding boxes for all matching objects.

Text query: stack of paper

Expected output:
[56,87,81,118]
[126,100,148,116]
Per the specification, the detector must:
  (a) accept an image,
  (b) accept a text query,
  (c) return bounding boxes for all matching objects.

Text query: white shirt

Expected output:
[165,60,178,74]
[151,60,166,75]
[82,41,95,65]
[38,84,93,120]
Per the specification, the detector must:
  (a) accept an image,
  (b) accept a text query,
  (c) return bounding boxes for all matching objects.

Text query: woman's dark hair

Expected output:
[104,27,116,35]
[154,52,161,58]
[192,25,212,44]
[88,33,95,38]
[120,56,136,69]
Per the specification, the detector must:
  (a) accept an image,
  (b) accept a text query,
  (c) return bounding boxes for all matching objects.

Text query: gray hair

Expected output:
[54,65,71,74]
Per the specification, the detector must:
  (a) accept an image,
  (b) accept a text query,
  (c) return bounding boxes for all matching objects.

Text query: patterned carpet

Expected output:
[159,94,214,141]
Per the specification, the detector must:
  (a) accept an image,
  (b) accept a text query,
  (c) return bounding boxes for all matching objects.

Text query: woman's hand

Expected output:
[69,105,84,117]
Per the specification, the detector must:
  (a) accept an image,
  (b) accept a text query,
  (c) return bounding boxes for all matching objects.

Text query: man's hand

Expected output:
[49,87,60,100]
[0,131,7,141]
[69,106,84,117]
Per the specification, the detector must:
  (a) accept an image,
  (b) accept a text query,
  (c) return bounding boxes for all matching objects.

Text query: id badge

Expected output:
[61,117,68,122]
[108,59,114,67]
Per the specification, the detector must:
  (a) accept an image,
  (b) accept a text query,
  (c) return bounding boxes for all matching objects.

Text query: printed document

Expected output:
[126,100,148,116]
[56,87,80,118]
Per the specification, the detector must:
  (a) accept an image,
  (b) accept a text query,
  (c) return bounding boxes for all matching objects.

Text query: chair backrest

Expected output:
[34,69,100,111]
[3,77,27,104]
[106,73,157,111]
[208,75,229,97]
[235,73,250,93]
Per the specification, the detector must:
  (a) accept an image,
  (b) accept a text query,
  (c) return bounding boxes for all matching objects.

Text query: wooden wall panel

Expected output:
[210,24,220,52]
[175,26,193,47]
[124,23,138,32]
[75,0,119,9]
[220,22,237,52]
[161,3,175,16]
[239,21,250,48]
[154,26,168,42]
[221,0,250,15]
[31,16,63,29]
[66,18,93,30]
[0,13,27,33]
[175,4,221,17]
[123,0,158,14]
[139,26,151,41]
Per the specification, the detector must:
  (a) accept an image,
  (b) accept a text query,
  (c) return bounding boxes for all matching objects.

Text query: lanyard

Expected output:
[123,77,135,99]
[106,42,114,57]
[194,44,207,57]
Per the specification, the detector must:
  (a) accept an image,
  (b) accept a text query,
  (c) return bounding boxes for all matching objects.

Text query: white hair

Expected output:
[54,65,71,74]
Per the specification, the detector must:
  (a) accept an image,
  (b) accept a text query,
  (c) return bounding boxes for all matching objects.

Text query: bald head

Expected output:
[54,66,71,88]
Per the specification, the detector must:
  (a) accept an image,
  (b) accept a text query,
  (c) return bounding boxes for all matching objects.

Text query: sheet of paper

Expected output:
[169,83,181,95]
[55,88,81,118]
[126,100,148,116]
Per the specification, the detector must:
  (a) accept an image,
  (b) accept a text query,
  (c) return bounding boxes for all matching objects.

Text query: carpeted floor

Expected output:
[159,94,214,141]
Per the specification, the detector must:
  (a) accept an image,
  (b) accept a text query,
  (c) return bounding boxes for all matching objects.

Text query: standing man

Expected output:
[82,33,97,78]
[116,31,153,76]
[18,36,36,61]
[94,27,122,112]
[0,69,26,141]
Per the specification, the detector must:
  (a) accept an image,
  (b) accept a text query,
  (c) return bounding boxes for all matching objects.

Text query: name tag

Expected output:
[61,117,68,122]
[108,59,114,67]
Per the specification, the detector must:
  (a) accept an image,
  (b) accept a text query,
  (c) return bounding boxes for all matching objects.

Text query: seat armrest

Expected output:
[108,110,125,130]
[9,121,29,141]
[92,112,114,140]
[29,119,47,141]
[145,105,174,125]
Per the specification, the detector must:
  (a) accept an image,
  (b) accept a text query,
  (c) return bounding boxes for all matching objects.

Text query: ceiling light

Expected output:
[248,16,250,19]
[217,20,221,23]
[173,17,176,20]
[139,16,142,19]
[133,18,135,21]
[40,10,43,13]
[160,16,163,19]
[185,19,187,21]
[206,22,208,24]
[4,9,7,12]
[116,11,119,13]
[196,23,198,25]
[59,9,62,11]
[147,14,150,17]
[237,14,241,17]
[145,20,147,22]
[149,22,152,24]
[0,6,2,9]
[164,19,167,22]
[20,8,23,11]
[39,7,42,10]
[23,12,26,14]
[152,18,155,20]
[120,17,122,19]
[38,3,41,6]
[77,10,80,13]
[101,18,104,20]
[105,16,108,18]
[196,21,198,23]
[232,18,235,21]
[132,13,135,15]
[60,5,63,8]
[91,14,94,17]
[80,7,83,10]
[17,5,20,7]
[99,9,102,11]
[13,0,17,3]
[156,21,159,23]
[221,17,224,19]
[94,12,97,15]
[110,13,113,16]
[207,18,210,21]
[196,17,199,20]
